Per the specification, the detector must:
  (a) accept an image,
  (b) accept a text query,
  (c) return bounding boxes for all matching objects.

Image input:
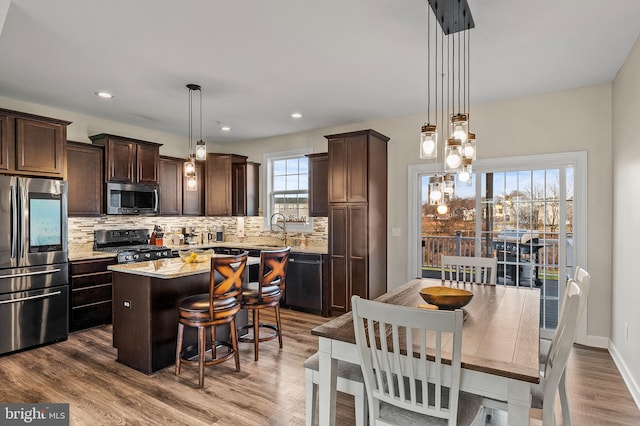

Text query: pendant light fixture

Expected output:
[184,83,201,191]
[194,85,207,161]
[421,0,476,216]
[419,0,437,160]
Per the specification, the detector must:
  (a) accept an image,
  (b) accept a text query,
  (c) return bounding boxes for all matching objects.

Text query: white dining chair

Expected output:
[351,295,483,425]
[538,266,590,426]
[484,277,589,426]
[304,352,367,426]
[441,255,497,285]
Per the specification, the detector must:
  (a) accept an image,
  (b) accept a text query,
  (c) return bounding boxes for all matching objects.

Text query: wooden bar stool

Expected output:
[175,251,248,388]
[238,247,290,361]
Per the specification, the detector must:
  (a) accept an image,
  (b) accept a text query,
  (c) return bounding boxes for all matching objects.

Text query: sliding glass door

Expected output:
[411,152,585,334]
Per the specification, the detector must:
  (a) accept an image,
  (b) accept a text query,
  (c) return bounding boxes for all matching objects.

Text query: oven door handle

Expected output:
[0,268,62,280]
[0,290,62,305]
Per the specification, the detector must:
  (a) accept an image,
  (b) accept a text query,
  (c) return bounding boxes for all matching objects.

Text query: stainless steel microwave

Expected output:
[106,182,159,215]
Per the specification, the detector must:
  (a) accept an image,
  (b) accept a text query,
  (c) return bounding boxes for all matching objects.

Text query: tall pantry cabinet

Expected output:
[326,129,389,314]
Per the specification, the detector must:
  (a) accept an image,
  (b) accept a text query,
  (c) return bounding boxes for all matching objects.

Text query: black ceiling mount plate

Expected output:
[428,0,475,35]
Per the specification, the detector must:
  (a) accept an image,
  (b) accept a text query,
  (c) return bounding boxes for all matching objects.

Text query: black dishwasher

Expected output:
[285,253,323,314]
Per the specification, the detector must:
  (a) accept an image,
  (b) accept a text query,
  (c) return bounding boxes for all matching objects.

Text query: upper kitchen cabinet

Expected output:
[205,153,259,216]
[0,108,70,178]
[66,142,103,216]
[306,152,328,217]
[232,161,260,216]
[158,156,183,216]
[90,133,161,184]
[326,130,388,204]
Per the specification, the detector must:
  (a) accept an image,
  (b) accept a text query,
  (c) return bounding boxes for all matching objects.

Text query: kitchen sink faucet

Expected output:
[270,212,287,246]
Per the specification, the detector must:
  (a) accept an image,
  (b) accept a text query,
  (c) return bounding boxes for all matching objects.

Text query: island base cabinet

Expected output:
[112,271,248,375]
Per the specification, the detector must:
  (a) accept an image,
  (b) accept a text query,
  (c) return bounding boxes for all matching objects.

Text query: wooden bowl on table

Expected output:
[419,286,474,310]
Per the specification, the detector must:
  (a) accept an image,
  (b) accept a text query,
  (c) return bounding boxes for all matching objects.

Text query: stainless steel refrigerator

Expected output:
[0,176,69,355]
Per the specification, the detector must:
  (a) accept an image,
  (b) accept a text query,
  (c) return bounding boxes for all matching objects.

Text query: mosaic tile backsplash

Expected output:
[68,216,328,252]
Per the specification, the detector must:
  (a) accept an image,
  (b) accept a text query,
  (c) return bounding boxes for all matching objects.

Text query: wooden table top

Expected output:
[312,278,540,383]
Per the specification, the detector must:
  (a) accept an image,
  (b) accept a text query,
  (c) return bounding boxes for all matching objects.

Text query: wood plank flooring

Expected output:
[0,308,638,425]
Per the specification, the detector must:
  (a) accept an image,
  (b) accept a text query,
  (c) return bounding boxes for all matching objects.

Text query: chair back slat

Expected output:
[441,255,497,285]
[352,295,464,424]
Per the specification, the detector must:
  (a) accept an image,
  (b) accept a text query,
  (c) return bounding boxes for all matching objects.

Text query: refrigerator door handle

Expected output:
[17,182,25,261]
[10,184,18,259]
[0,268,62,280]
[0,290,62,305]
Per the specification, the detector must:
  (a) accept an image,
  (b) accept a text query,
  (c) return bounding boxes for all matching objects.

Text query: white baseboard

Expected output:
[585,334,609,349]
[609,340,640,410]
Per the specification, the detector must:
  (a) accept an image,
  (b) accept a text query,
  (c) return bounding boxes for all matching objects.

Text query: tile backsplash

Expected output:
[68,216,328,252]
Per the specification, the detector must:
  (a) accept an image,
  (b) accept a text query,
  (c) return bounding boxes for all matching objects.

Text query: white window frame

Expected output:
[263,148,314,232]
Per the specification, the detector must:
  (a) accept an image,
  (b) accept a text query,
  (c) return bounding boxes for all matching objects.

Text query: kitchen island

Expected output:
[109,256,258,375]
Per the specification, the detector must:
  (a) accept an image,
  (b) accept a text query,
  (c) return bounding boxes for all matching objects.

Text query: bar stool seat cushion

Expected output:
[178,294,239,321]
[242,281,281,303]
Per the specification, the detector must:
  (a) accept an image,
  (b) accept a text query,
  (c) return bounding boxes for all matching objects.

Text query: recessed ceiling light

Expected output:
[220,126,231,132]
[95,91,113,99]
[291,112,302,118]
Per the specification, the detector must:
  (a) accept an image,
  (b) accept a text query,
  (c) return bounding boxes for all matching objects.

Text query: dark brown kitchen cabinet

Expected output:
[158,156,183,215]
[306,152,328,217]
[69,257,116,332]
[232,161,260,216]
[205,154,233,216]
[0,108,70,178]
[183,160,205,215]
[66,142,103,216]
[326,129,388,315]
[89,133,161,184]
[328,132,373,203]
[205,153,259,216]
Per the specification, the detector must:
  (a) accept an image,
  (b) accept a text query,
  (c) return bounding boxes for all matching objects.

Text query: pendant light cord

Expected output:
[426,1,431,125]
[188,87,193,157]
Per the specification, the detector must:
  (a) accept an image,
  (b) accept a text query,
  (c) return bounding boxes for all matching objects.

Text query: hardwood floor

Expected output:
[0,309,638,425]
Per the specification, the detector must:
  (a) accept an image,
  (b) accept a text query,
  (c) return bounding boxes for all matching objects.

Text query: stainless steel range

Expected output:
[94,229,173,263]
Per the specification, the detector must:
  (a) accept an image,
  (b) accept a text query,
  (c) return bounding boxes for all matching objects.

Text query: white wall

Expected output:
[612,34,640,405]
[1,82,615,345]
[229,84,614,343]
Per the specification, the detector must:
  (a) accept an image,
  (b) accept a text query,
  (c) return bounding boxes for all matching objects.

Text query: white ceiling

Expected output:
[1,0,639,145]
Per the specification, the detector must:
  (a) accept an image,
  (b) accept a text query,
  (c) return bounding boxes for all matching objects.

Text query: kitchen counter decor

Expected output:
[178,248,213,263]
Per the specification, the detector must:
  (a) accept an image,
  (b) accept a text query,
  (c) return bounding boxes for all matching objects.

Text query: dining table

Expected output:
[311,278,540,425]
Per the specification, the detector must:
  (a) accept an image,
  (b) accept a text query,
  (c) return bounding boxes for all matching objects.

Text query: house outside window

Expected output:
[263,149,313,231]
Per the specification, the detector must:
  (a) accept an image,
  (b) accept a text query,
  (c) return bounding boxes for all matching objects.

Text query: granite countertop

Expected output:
[68,250,118,262]
[68,241,327,262]
[108,256,260,279]
[167,242,328,255]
